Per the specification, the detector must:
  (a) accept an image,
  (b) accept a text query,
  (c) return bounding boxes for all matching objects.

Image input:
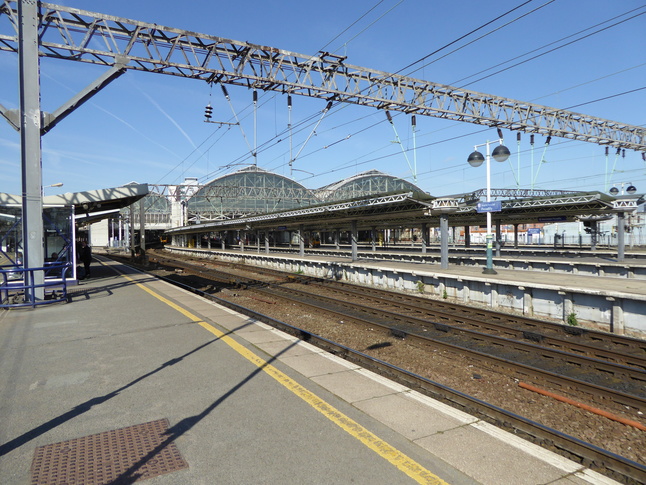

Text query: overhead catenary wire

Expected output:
[290,100,333,175]
[405,0,556,80]
[190,2,562,184]
[450,6,646,87]
[457,7,646,88]
[396,0,539,76]
[164,2,641,193]
[330,0,405,56]
[317,0,385,54]
[385,110,416,181]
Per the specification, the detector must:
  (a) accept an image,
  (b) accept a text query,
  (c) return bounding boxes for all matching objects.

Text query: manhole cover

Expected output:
[31,419,188,484]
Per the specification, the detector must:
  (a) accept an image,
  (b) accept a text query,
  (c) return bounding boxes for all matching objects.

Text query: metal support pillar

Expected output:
[265,232,270,253]
[334,229,340,250]
[350,220,358,262]
[440,215,449,269]
[421,223,428,254]
[514,224,519,249]
[298,225,305,257]
[139,197,145,252]
[495,222,501,257]
[464,225,470,248]
[371,227,376,252]
[129,206,135,255]
[617,212,625,262]
[18,0,44,301]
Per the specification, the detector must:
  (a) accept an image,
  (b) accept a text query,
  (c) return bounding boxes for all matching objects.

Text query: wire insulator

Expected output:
[516,132,521,141]
[204,104,213,120]
[545,136,551,145]
[530,134,534,145]
[221,84,230,99]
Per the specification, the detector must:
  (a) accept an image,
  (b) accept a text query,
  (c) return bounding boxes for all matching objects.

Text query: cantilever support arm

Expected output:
[41,58,128,135]
[0,102,19,131]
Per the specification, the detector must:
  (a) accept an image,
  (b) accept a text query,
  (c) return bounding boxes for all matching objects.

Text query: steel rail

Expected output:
[150,252,646,372]
[311,281,646,368]
[257,284,646,408]
[140,264,646,485]
[318,278,646,357]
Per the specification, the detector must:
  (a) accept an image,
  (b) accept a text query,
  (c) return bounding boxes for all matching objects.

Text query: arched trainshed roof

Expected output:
[316,170,426,202]
[187,166,318,220]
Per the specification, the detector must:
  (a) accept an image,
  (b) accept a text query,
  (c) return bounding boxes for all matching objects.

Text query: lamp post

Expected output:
[42,182,63,196]
[467,138,510,274]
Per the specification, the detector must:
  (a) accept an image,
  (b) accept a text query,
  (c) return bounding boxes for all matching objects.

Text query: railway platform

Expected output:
[165,245,646,338]
[0,257,623,485]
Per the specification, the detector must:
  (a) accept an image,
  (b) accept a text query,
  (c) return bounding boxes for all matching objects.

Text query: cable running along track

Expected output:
[123,251,646,484]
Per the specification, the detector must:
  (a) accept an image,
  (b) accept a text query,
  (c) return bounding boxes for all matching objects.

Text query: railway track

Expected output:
[251,284,646,407]
[149,254,646,398]
[309,280,646,364]
[129,252,646,484]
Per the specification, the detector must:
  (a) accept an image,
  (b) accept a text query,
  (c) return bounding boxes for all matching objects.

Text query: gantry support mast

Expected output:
[0,0,644,302]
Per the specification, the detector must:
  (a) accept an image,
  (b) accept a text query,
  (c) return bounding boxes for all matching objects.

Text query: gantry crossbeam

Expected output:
[0,1,644,151]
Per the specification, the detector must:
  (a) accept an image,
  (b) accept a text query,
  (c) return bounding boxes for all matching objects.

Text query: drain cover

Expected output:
[30,419,188,484]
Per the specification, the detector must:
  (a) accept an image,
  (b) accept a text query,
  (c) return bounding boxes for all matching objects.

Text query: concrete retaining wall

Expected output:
[166,247,646,338]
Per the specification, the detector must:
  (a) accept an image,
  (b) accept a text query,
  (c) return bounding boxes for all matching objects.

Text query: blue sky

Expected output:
[1,0,644,198]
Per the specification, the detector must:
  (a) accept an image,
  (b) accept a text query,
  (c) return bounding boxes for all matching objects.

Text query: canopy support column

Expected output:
[440,215,449,269]
[350,221,358,262]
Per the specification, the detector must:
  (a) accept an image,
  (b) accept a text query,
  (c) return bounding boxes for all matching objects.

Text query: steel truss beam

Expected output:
[456,192,613,215]
[166,192,417,233]
[0,1,644,150]
[461,188,586,202]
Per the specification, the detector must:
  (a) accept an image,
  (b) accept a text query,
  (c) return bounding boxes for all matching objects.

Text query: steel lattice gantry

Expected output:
[1,1,645,301]
[0,1,644,150]
[164,190,639,237]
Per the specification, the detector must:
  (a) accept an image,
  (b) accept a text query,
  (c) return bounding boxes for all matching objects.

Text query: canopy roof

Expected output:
[0,183,149,224]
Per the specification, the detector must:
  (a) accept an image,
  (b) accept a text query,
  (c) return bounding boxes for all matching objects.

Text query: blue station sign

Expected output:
[476,201,502,213]
[538,216,567,222]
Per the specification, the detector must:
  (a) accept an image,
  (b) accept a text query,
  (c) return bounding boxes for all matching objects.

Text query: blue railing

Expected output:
[0,262,72,308]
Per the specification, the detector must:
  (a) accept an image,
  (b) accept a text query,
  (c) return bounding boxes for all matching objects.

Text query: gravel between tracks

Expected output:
[144,256,645,467]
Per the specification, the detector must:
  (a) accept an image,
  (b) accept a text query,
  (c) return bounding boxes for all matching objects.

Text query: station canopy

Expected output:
[0,183,149,224]
[166,187,644,236]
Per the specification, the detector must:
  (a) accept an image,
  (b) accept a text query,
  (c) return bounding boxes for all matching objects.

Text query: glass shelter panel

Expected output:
[0,205,75,280]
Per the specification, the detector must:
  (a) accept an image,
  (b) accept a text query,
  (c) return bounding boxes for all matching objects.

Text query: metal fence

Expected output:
[0,262,72,308]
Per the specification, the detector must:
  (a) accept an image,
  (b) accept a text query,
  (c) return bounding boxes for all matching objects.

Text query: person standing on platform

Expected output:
[78,241,92,279]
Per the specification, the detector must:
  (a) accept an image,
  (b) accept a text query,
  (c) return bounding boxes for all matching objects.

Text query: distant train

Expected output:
[290,232,320,248]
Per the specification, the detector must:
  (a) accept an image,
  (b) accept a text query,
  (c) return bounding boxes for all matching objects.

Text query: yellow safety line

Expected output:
[118,270,449,485]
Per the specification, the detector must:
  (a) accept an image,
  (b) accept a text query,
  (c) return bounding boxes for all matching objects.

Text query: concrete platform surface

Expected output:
[0,257,621,484]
